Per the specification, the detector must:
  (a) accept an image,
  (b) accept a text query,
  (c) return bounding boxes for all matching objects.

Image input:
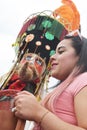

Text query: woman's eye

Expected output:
[58,50,64,54]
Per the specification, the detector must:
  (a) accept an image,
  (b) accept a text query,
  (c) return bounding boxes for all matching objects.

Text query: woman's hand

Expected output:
[14,91,42,122]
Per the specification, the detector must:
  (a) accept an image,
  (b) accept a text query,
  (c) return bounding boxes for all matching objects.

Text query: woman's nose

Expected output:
[50,54,56,63]
[50,53,56,59]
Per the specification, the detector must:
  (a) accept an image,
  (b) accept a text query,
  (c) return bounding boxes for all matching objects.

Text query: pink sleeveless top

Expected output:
[33,72,87,129]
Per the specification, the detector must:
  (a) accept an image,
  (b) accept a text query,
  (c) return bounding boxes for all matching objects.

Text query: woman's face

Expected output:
[50,39,79,80]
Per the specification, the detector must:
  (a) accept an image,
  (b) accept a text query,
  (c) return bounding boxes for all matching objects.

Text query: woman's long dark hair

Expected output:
[64,35,87,76]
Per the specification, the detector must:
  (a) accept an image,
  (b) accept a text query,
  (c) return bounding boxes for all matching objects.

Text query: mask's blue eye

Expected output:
[36,58,42,66]
[25,56,32,61]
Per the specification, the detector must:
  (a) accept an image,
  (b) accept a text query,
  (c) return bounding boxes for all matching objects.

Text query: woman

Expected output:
[14,33,87,130]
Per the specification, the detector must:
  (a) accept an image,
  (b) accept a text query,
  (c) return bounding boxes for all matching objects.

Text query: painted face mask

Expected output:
[18,53,46,82]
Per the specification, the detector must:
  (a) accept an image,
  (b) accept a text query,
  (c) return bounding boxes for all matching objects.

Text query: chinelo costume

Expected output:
[0,0,80,130]
[0,11,68,94]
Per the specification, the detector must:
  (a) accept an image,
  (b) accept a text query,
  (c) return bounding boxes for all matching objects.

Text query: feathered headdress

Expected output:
[53,0,80,31]
[10,0,80,95]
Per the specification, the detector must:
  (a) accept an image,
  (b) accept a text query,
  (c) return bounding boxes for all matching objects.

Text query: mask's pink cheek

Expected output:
[20,59,26,64]
[35,63,43,74]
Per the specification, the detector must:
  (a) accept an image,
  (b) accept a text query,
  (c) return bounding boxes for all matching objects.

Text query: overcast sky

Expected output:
[0,0,87,76]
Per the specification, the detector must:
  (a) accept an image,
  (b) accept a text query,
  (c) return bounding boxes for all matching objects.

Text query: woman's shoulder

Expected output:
[77,72,87,79]
[68,72,87,96]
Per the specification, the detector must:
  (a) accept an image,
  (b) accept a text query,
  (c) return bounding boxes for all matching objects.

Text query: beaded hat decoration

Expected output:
[13,12,68,66]
[13,0,80,67]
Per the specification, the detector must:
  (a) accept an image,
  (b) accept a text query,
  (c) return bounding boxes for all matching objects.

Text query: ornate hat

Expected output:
[13,13,68,66]
[13,0,80,68]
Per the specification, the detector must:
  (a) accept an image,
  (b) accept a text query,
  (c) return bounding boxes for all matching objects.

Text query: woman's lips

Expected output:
[51,63,58,69]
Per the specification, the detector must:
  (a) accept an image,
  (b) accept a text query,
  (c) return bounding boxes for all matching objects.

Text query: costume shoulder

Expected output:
[0,72,9,89]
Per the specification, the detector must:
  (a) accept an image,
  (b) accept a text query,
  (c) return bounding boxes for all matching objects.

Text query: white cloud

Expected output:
[0,34,16,75]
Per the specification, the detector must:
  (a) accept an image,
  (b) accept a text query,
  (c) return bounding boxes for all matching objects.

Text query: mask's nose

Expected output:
[28,57,35,65]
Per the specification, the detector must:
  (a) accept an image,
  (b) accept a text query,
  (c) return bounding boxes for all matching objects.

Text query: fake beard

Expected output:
[18,62,39,83]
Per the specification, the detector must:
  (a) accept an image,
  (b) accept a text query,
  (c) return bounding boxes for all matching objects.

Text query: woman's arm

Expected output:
[74,86,87,129]
[39,109,86,130]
